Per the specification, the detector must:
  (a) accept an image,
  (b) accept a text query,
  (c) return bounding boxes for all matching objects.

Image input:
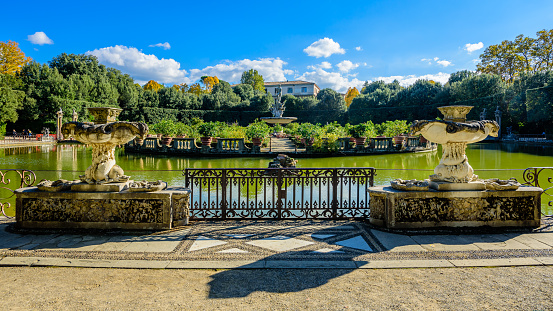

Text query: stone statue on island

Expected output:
[260,84,297,127]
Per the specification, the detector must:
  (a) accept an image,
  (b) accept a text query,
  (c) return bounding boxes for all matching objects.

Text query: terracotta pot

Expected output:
[393,135,406,144]
[200,137,212,146]
[355,137,367,146]
[161,137,172,145]
[252,137,263,146]
[301,138,314,147]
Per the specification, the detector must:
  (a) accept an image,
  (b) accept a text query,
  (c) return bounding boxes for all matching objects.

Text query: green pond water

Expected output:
[1,142,552,215]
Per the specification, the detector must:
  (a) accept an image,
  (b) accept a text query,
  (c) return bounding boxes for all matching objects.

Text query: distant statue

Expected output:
[56,108,64,141]
[494,106,501,121]
[480,108,487,121]
[270,85,286,118]
[72,109,78,122]
[495,106,502,137]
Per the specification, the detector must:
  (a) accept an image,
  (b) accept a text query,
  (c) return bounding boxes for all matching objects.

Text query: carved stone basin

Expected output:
[61,107,148,185]
[411,105,499,185]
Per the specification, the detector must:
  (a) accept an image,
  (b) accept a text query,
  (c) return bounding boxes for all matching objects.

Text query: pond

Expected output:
[1,142,552,215]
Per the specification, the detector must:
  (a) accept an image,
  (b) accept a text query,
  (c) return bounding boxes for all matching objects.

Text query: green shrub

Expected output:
[198,122,218,137]
[245,120,271,139]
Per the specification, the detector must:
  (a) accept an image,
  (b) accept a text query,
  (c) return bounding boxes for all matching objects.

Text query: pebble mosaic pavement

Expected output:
[1,218,553,265]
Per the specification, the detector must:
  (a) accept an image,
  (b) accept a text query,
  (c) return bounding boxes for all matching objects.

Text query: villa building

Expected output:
[264,81,320,98]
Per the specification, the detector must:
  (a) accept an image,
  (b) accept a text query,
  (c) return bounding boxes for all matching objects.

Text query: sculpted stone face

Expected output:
[61,110,148,184]
[411,105,499,183]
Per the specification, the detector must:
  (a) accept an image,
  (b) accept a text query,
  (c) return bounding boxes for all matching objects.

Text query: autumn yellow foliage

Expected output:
[144,80,162,91]
[345,87,360,107]
[0,40,32,75]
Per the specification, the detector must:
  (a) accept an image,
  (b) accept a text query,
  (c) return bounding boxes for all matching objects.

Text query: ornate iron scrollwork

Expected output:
[522,167,553,211]
[0,169,37,217]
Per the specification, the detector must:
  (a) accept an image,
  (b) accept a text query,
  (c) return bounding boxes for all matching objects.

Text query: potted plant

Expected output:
[175,122,189,138]
[298,123,320,147]
[154,120,177,145]
[246,120,271,146]
[349,122,375,147]
[198,122,218,146]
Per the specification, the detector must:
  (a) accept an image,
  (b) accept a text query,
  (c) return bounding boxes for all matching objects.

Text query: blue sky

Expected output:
[2,0,553,92]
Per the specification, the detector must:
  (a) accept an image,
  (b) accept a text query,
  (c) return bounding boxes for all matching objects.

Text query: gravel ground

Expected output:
[1,266,552,310]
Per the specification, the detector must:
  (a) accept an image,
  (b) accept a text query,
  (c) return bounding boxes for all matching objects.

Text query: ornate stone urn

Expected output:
[411,105,499,189]
[61,107,148,185]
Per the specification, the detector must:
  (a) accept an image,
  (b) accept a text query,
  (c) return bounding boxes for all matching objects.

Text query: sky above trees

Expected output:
[2,0,553,92]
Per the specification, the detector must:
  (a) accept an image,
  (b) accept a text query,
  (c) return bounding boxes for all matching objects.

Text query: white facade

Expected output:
[264,81,319,97]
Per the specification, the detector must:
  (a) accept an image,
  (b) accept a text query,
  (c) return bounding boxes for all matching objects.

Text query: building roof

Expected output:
[264,80,318,87]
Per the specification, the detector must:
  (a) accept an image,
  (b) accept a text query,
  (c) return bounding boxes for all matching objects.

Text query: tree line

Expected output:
[1,29,553,136]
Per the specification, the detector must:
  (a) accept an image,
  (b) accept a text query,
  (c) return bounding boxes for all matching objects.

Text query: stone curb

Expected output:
[1,256,552,270]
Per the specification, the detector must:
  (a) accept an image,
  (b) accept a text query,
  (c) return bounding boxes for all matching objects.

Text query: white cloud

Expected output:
[27,32,53,45]
[421,57,453,67]
[337,60,359,73]
[464,42,484,53]
[304,38,346,58]
[149,42,171,50]
[307,61,332,70]
[86,45,186,84]
[355,46,362,51]
[297,68,363,93]
[373,72,450,87]
[436,60,452,67]
[188,58,292,84]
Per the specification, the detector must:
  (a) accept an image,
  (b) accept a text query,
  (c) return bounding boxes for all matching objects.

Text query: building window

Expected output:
[287,87,293,93]
[301,87,307,93]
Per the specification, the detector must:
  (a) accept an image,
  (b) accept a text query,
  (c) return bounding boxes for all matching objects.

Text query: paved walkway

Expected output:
[1,217,553,269]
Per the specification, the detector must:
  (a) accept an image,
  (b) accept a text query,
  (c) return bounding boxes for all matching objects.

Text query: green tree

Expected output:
[240,69,265,92]
[0,73,25,125]
[233,83,254,101]
[48,53,104,78]
[477,29,553,82]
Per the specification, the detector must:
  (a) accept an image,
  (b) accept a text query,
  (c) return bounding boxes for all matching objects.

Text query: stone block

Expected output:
[368,186,542,229]
[15,187,191,230]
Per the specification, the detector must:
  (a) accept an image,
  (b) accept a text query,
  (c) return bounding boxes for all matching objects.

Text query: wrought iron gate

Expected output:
[183,168,375,220]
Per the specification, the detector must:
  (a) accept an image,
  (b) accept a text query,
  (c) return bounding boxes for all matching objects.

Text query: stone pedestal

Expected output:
[429,181,486,191]
[15,187,190,230]
[71,181,131,192]
[368,186,542,229]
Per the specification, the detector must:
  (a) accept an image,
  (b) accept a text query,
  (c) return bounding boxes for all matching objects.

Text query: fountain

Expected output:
[260,84,297,126]
[368,105,543,229]
[15,107,190,230]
